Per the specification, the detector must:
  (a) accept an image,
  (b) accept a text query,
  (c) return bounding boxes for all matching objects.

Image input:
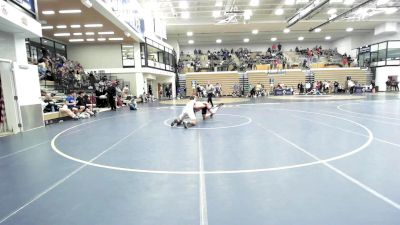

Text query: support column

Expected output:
[135,72,145,97]
[170,76,176,98]
[133,42,142,69]
[0,32,41,133]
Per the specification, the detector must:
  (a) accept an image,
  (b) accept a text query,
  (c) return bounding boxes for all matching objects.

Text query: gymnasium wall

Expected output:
[333,30,400,56]
[67,44,123,69]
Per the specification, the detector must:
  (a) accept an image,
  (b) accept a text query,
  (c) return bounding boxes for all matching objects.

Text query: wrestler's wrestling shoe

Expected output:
[183,121,189,129]
[210,103,224,116]
[171,118,179,127]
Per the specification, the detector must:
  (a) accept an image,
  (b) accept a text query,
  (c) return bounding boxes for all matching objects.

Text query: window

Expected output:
[25,38,67,64]
[121,45,135,67]
[142,38,177,71]
[378,42,387,62]
[387,41,400,60]
[55,43,67,58]
[41,38,55,58]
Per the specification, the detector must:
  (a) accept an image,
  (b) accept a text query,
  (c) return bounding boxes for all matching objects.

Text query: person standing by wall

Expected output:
[122,85,130,99]
[206,81,215,107]
[107,82,117,111]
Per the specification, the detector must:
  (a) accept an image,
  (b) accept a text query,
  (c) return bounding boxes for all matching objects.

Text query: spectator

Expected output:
[342,56,349,67]
[43,93,59,113]
[65,90,79,114]
[76,91,95,116]
[129,97,138,110]
[215,83,222,97]
[107,82,117,111]
[122,85,130,98]
[206,81,215,107]
[59,104,79,120]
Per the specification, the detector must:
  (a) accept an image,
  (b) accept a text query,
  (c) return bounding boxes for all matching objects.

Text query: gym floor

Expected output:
[0,94,400,225]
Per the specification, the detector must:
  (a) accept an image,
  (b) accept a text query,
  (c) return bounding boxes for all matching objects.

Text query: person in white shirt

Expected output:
[171,96,197,128]
[206,81,215,107]
[122,85,130,98]
[170,96,224,129]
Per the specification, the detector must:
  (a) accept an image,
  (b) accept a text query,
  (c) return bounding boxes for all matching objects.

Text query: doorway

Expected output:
[0,75,8,134]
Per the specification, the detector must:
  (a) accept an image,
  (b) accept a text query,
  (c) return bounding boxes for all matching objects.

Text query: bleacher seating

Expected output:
[247,70,305,92]
[313,68,373,85]
[181,67,372,96]
[185,72,240,96]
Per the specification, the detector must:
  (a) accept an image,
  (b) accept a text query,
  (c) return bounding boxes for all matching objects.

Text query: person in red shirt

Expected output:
[342,57,348,67]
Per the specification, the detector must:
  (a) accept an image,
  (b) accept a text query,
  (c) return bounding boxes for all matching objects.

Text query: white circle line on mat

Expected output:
[163,114,252,130]
[51,108,373,175]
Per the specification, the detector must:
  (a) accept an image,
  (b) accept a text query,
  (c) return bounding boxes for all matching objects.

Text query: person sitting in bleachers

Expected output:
[65,90,80,114]
[43,93,59,113]
[76,91,95,117]
[59,104,79,120]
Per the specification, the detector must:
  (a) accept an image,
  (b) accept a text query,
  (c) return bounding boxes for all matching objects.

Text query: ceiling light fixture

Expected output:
[298,36,304,41]
[85,32,95,35]
[81,0,92,8]
[249,0,259,6]
[56,25,67,29]
[54,33,70,36]
[343,0,355,5]
[325,36,331,40]
[42,10,55,15]
[252,29,259,34]
[275,8,284,15]
[346,27,354,32]
[244,9,253,20]
[59,9,82,14]
[288,0,329,28]
[98,38,106,41]
[377,0,391,5]
[314,28,321,32]
[296,0,309,3]
[283,28,291,33]
[87,38,95,42]
[124,31,131,37]
[285,0,295,5]
[69,39,84,42]
[84,24,103,28]
[70,24,81,28]
[216,39,222,43]
[243,38,250,42]
[271,37,277,41]
[179,1,189,9]
[181,11,190,19]
[215,1,223,7]
[109,37,124,41]
[73,33,82,36]
[98,31,114,35]
[384,8,398,14]
[213,11,221,18]
[327,8,337,14]
[188,40,194,44]
[42,26,53,30]
[309,0,375,32]
[187,31,193,36]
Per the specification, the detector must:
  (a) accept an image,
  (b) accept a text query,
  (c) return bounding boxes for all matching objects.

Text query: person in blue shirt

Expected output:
[65,90,78,113]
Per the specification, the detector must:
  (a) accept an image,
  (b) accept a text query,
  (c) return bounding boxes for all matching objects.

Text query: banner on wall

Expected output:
[154,18,166,40]
[359,46,370,53]
[101,0,145,34]
[10,0,36,15]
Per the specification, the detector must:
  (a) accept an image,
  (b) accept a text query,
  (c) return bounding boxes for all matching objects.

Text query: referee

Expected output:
[206,81,214,107]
